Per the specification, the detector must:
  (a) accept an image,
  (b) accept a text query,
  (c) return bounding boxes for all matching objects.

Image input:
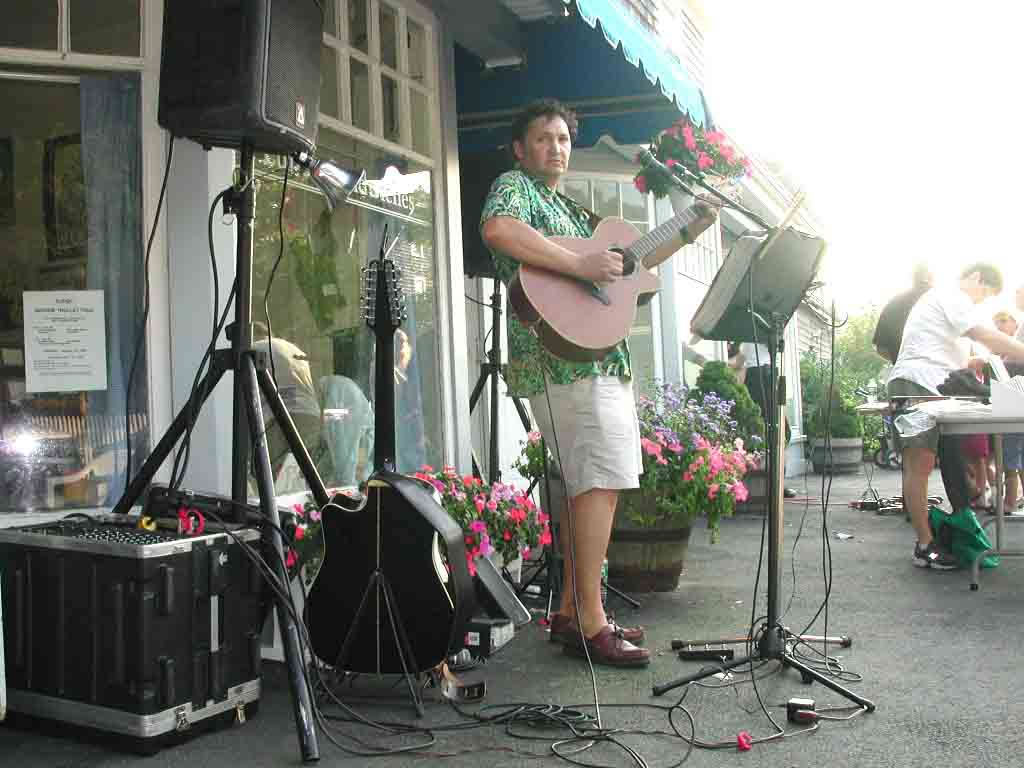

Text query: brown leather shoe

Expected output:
[549,614,645,646]
[563,625,650,667]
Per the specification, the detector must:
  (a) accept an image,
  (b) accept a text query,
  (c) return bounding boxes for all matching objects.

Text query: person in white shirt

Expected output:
[888,263,1024,569]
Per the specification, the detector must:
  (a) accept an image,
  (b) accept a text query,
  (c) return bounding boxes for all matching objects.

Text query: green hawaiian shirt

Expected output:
[479,169,631,398]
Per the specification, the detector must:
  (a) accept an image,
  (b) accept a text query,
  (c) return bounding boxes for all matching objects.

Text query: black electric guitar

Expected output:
[305,241,474,675]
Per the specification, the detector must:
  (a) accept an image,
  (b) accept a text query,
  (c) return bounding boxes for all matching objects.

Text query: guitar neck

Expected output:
[625,205,703,269]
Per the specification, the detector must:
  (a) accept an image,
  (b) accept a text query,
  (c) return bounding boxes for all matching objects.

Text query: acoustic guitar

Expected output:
[305,243,474,675]
[508,201,717,362]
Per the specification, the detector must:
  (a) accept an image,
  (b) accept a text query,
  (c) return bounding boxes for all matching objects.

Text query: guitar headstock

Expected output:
[361,257,407,336]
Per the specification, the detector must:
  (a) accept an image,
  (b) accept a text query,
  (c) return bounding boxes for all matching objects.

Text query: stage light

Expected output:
[294,151,366,210]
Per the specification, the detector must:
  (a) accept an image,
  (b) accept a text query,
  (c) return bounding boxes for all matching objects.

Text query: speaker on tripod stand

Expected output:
[126,2,364,762]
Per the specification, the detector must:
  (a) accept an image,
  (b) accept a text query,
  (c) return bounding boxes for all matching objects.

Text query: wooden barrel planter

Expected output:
[734,468,768,515]
[810,437,863,474]
[607,490,692,593]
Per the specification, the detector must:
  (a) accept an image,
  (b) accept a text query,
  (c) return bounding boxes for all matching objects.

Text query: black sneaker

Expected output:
[913,541,958,570]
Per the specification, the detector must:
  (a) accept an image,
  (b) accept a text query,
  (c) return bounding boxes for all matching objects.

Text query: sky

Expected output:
[701,1,1024,314]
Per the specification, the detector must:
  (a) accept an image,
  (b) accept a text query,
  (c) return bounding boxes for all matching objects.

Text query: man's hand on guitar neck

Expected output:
[679,201,719,247]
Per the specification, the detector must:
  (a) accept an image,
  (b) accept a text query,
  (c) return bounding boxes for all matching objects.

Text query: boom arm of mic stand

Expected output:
[667,164,772,232]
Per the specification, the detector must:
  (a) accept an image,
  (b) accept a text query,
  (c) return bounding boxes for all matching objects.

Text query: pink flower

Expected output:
[486,499,498,511]
[293,503,305,518]
[527,430,543,444]
[656,456,669,466]
[503,530,512,541]
[634,174,648,194]
[478,534,494,557]
[443,465,457,477]
[709,450,726,475]
[470,520,488,534]
[720,144,735,162]
[293,525,306,541]
[683,123,697,151]
[419,464,434,473]
[463,474,477,487]
[704,131,723,146]
[708,483,720,500]
[539,529,553,546]
[733,481,749,503]
[474,497,485,513]
[308,507,322,522]
[467,559,477,578]
[666,157,678,168]
[521,546,531,559]
[286,549,298,569]
[697,152,713,171]
[641,437,663,457]
[682,471,693,482]
[693,435,709,451]
[666,442,683,453]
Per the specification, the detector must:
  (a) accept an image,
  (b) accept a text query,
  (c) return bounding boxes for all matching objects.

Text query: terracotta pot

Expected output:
[607,489,693,593]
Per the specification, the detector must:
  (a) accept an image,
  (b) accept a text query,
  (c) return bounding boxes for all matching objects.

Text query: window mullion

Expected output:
[369,0,382,136]
[59,0,71,54]
[398,9,411,148]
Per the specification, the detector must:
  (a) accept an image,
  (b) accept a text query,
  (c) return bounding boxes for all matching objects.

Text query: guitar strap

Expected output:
[555,190,602,234]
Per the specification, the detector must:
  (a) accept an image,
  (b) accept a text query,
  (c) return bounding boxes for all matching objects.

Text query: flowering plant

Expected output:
[633,115,750,200]
[412,465,552,577]
[287,497,327,584]
[630,382,760,539]
[512,430,551,488]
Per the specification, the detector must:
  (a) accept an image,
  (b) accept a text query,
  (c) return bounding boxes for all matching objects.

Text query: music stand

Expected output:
[651,227,875,712]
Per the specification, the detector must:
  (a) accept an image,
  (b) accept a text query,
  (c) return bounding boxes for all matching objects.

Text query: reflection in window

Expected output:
[70,0,140,56]
[350,58,371,132]
[381,75,400,143]
[251,128,440,489]
[379,3,399,70]
[348,0,369,53]
[320,45,340,119]
[410,89,430,155]
[407,19,428,83]
[0,74,148,511]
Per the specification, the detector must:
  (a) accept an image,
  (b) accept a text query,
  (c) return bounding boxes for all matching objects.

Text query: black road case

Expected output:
[0,513,263,752]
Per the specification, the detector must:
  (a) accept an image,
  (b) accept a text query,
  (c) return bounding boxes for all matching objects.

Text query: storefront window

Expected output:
[251,127,440,490]
[0,73,148,511]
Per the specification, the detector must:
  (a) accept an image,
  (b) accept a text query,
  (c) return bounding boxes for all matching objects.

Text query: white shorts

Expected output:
[529,376,643,500]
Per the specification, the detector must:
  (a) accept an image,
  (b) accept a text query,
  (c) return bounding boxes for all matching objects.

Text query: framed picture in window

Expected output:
[0,137,12,228]
[43,133,88,262]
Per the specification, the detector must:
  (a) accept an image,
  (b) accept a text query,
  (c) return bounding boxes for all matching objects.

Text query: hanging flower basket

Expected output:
[634,115,750,201]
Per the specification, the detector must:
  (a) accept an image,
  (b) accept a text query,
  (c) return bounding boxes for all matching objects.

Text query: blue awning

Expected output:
[456,0,709,152]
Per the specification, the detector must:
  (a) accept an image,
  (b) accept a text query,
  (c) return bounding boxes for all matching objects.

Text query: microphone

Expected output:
[638,149,694,193]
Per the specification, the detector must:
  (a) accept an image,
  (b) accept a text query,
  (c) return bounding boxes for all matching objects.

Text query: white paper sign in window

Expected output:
[23,290,108,393]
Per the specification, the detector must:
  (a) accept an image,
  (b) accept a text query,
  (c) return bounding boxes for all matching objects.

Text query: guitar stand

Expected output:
[332,569,425,717]
[111,144,328,763]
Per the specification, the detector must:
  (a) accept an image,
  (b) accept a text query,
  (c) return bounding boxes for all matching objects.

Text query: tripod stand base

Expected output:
[652,625,875,712]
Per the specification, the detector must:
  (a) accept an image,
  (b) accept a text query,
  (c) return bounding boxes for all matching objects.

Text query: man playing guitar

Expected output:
[480,99,717,667]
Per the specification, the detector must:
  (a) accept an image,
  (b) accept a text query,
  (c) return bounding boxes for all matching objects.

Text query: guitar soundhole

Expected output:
[610,247,635,276]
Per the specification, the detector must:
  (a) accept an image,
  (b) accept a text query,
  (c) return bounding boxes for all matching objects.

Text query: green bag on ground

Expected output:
[928,506,999,569]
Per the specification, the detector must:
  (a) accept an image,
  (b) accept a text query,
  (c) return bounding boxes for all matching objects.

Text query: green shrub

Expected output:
[694,361,765,444]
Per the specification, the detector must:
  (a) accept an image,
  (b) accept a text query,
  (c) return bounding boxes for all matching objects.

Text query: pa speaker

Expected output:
[459,149,512,278]
[158,0,323,156]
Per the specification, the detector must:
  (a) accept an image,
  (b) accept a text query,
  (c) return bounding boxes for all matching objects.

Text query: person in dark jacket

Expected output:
[873,264,934,363]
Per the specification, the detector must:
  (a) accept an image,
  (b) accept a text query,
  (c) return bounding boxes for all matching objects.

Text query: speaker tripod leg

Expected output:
[242,356,320,762]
